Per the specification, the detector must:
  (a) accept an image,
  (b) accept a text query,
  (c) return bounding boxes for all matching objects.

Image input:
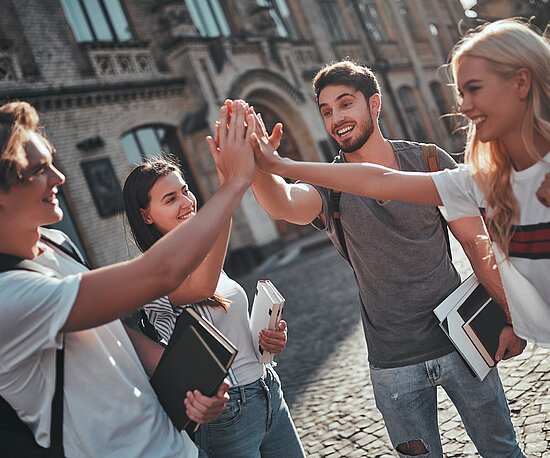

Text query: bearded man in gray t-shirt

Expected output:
[244,60,526,457]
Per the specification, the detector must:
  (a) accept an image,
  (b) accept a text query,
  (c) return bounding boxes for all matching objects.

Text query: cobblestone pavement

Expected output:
[237,234,550,457]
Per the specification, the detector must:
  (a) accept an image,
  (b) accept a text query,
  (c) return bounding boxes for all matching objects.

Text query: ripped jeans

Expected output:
[369,351,525,458]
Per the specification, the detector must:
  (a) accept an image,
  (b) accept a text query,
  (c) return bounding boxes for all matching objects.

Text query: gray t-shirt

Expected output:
[312,140,460,368]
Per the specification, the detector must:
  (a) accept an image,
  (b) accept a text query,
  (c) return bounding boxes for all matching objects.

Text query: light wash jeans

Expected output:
[369,351,525,458]
[195,366,305,458]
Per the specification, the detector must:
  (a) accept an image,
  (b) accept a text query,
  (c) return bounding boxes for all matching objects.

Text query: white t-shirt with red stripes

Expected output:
[431,153,550,348]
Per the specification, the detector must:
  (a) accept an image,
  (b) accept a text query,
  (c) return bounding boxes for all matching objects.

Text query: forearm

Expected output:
[251,168,321,225]
[274,159,441,206]
[169,220,231,305]
[64,180,249,332]
[464,242,512,323]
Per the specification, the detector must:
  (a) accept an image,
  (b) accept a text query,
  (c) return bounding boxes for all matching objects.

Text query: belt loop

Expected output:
[238,383,246,405]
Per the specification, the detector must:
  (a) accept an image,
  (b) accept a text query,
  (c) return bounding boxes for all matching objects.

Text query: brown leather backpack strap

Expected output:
[421,143,440,173]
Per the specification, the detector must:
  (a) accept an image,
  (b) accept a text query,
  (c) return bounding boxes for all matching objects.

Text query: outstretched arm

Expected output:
[249,132,442,207]
[62,105,256,332]
[448,217,526,361]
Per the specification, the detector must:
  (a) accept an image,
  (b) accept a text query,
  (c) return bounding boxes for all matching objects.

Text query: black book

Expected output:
[150,307,237,433]
[461,296,508,366]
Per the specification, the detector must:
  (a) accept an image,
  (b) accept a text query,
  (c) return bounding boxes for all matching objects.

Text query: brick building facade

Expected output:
[0,0,466,274]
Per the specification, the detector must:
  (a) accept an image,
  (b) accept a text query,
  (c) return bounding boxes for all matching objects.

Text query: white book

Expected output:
[249,280,285,364]
[433,274,493,381]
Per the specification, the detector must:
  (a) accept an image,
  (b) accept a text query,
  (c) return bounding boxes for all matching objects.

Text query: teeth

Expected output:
[337,126,353,135]
[472,117,486,125]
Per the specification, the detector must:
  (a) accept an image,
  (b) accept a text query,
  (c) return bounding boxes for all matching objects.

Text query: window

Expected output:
[186,0,230,37]
[257,0,300,40]
[398,86,428,142]
[317,0,349,42]
[121,126,203,206]
[60,0,133,42]
[355,0,388,42]
[395,0,423,42]
[430,82,453,135]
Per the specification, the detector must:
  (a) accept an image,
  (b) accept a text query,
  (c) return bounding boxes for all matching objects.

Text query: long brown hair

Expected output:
[122,156,229,310]
[449,19,550,258]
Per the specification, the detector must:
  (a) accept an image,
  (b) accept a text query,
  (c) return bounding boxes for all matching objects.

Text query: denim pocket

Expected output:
[209,398,243,428]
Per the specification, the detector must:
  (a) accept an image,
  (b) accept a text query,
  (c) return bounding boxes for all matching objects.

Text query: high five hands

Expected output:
[208,99,286,176]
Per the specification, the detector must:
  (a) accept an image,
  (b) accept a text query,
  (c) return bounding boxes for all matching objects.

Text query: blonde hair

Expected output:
[450,19,550,258]
[0,101,54,191]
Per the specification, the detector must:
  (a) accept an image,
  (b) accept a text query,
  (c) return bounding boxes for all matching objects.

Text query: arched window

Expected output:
[121,126,203,206]
[186,0,231,37]
[430,81,452,135]
[398,86,428,142]
[60,0,133,42]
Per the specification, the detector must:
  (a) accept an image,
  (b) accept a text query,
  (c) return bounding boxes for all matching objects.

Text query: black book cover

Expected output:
[150,308,237,432]
[462,298,508,366]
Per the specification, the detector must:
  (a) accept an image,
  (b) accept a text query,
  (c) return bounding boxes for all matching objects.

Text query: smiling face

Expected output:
[456,55,528,146]
[318,84,375,153]
[0,131,65,230]
[140,171,197,236]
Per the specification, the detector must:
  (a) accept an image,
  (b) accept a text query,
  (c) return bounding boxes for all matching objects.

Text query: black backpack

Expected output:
[0,228,87,457]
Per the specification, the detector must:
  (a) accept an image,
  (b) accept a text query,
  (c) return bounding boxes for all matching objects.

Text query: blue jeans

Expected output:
[369,351,524,457]
[195,366,305,458]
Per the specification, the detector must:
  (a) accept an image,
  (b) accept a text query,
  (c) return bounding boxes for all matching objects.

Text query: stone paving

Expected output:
[237,234,550,457]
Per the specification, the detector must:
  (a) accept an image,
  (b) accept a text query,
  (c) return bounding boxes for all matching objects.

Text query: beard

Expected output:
[337,111,375,153]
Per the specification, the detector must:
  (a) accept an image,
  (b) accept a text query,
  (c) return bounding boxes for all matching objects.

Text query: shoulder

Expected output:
[391,140,457,171]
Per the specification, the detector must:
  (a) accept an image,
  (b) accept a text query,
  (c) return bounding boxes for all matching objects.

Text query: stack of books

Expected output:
[150,307,238,433]
[434,274,508,380]
[249,280,285,364]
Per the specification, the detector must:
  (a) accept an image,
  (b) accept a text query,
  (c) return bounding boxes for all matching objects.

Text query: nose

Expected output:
[180,192,194,209]
[49,165,65,187]
[459,96,471,115]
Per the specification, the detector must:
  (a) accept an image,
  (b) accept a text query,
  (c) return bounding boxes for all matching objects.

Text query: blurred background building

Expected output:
[0,0,515,274]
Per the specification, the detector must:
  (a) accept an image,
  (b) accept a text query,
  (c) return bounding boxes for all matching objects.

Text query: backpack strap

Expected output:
[330,189,351,265]
[49,337,65,454]
[421,144,452,260]
[40,227,90,268]
[0,250,66,455]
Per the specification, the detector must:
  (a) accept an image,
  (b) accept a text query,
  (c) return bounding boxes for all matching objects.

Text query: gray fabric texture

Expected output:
[311,140,461,368]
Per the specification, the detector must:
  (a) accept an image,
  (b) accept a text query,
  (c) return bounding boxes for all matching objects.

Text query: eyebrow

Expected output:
[319,92,357,109]
[461,79,482,89]
[161,185,187,201]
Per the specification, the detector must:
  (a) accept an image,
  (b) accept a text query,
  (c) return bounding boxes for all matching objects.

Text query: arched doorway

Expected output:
[249,100,315,242]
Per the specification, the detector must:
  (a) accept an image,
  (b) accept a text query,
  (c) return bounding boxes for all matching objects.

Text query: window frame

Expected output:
[317,0,349,42]
[121,125,204,207]
[60,0,135,43]
[186,0,231,38]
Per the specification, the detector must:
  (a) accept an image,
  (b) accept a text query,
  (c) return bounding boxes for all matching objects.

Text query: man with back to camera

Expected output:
[240,60,526,456]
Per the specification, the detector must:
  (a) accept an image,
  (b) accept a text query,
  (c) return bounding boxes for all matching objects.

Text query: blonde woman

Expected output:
[250,19,550,348]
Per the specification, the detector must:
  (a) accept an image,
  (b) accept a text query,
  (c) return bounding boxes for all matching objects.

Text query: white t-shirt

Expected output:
[0,237,197,457]
[145,272,264,387]
[431,154,550,347]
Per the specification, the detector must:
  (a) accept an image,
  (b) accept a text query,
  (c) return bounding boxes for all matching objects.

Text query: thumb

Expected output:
[206,136,219,159]
[495,330,507,362]
[269,123,283,150]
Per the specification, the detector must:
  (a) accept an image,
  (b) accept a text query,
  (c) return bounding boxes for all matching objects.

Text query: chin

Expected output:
[44,209,64,225]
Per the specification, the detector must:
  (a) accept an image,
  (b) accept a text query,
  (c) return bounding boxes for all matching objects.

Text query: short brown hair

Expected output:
[313,60,381,105]
[0,101,53,191]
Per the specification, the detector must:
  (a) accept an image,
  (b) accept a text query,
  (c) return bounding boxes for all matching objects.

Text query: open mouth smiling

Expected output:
[335,124,354,137]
